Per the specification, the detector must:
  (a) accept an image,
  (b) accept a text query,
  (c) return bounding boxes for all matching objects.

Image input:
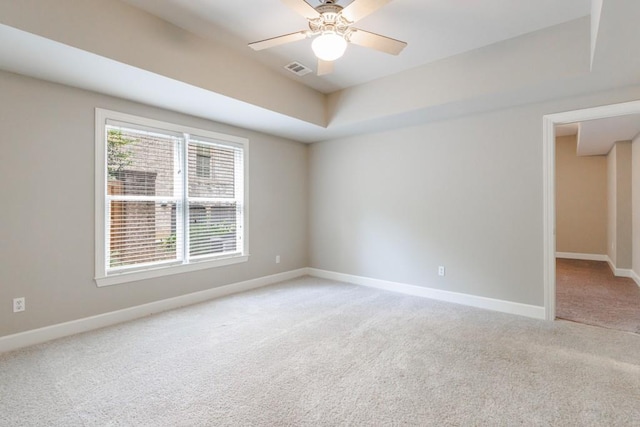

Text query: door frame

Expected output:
[542,100,640,321]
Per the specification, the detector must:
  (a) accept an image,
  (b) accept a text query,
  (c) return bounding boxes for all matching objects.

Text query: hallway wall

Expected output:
[556,135,607,255]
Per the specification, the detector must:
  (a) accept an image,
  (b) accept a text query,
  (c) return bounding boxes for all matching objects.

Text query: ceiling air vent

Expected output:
[284,61,312,76]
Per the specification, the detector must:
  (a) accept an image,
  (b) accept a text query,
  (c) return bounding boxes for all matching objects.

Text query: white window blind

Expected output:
[106,123,183,270]
[187,139,244,259]
[96,109,248,286]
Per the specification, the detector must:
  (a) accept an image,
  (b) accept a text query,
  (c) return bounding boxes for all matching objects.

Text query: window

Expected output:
[95,109,248,286]
[195,146,211,178]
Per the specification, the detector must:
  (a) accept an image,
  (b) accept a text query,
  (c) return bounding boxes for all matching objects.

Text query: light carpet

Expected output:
[1,276,639,426]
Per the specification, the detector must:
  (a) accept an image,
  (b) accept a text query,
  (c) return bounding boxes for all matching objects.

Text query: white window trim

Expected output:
[94,108,249,287]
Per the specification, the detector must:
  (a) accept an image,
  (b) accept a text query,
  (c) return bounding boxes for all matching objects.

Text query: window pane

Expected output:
[188,141,236,198]
[188,202,237,257]
[196,153,211,178]
[106,126,178,197]
[109,201,179,268]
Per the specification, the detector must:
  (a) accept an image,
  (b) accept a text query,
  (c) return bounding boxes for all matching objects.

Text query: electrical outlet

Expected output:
[13,297,25,313]
[275,255,281,264]
[438,266,446,277]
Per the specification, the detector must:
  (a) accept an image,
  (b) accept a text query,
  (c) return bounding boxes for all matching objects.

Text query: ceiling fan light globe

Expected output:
[312,33,347,61]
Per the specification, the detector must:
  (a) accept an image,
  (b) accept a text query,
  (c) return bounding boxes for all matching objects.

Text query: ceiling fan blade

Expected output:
[317,59,334,76]
[248,31,308,51]
[281,0,320,19]
[349,28,407,55]
[341,0,392,23]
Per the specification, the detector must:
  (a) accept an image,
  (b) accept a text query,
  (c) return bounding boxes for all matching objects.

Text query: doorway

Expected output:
[543,100,640,322]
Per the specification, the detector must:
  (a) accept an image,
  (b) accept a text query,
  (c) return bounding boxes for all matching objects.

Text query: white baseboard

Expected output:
[555,252,608,261]
[607,260,632,278]
[603,256,637,281]
[307,268,545,320]
[631,270,640,287]
[0,268,308,354]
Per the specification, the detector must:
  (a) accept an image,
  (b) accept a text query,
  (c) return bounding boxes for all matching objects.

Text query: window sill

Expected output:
[95,255,249,287]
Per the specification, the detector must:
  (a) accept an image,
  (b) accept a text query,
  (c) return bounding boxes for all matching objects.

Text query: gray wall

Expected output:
[3,69,640,339]
[634,134,640,277]
[555,135,607,255]
[607,144,618,264]
[607,141,632,269]
[309,87,640,307]
[0,71,309,337]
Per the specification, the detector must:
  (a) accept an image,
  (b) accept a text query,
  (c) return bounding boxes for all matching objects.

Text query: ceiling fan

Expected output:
[248,0,407,76]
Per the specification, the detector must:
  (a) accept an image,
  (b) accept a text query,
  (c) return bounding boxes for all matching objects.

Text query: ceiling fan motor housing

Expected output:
[309,2,353,39]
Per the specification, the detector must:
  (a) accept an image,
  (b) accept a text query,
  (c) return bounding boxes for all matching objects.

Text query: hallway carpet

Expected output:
[556,258,640,334]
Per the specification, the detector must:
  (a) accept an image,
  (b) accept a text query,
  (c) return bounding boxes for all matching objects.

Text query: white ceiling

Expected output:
[3,0,640,144]
[572,114,640,156]
[120,0,591,94]
[0,24,326,142]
